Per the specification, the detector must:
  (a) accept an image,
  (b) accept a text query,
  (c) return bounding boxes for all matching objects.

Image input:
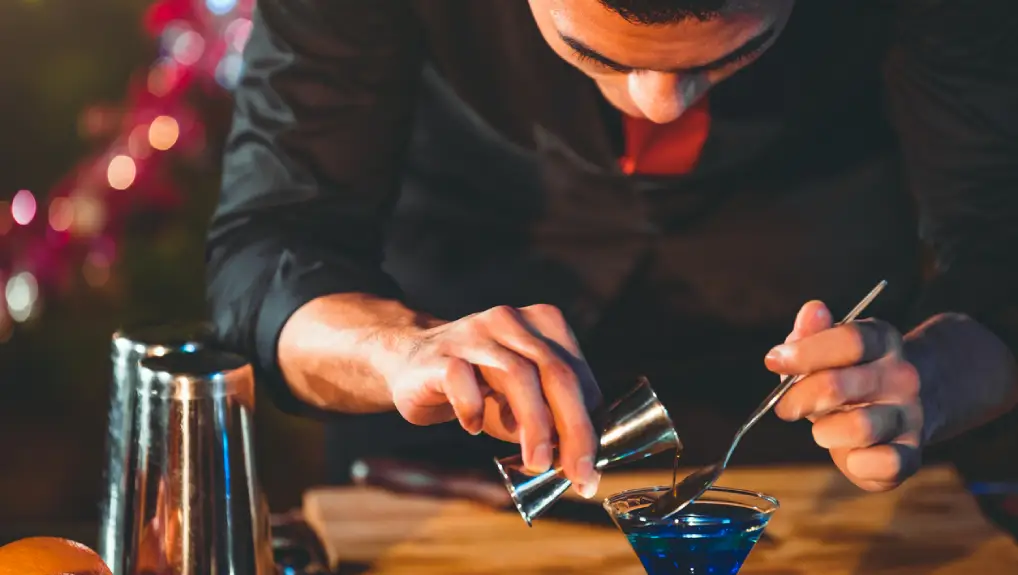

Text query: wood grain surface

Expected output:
[304,464,1018,574]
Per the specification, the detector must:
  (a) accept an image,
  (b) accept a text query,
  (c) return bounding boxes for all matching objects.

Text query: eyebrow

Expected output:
[560,26,776,74]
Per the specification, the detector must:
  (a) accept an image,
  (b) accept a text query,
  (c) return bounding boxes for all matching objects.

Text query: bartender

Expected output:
[205,0,1018,498]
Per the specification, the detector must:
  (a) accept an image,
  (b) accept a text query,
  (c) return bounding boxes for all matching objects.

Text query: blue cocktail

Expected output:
[603,486,778,575]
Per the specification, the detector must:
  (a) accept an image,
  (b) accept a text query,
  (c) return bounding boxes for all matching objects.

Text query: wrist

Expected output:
[903,313,1018,445]
[278,293,436,412]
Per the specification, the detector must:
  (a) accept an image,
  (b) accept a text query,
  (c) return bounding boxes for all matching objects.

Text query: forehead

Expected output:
[547,0,777,66]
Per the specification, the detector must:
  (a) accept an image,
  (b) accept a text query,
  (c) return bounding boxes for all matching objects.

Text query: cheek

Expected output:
[594,74,629,97]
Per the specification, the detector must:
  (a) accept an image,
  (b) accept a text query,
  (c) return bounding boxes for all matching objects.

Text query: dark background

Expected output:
[0,0,325,537]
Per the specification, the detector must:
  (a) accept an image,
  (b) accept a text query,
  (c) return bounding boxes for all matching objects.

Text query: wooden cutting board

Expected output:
[303,464,1018,574]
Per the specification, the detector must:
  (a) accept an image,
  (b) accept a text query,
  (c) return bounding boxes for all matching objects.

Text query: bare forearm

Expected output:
[904,313,1018,445]
[276,293,437,413]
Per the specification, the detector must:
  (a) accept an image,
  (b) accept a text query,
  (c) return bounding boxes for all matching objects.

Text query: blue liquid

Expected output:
[622,502,768,575]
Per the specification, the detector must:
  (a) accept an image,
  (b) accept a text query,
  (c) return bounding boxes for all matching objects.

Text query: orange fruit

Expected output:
[0,537,112,575]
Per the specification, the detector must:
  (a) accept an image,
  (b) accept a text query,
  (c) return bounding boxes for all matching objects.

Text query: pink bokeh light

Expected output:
[11,190,37,226]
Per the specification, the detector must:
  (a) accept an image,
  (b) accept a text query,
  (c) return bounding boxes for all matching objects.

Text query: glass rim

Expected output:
[603,485,780,525]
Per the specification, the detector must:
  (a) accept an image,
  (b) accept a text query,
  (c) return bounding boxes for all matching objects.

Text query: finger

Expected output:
[774,363,885,421]
[828,447,892,492]
[766,319,901,375]
[489,308,600,496]
[518,304,583,358]
[842,443,922,490]
[391,362,459,427]
[482,392,518,440]
[519,304,604,414]
[455,339,554,475]
[786,300,832,344]
[811,404,910,449]
[435,358,486,435]
[854,319,904,363]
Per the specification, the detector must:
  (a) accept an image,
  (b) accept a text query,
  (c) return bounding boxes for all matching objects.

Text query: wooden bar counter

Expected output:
[304,464,1018,574]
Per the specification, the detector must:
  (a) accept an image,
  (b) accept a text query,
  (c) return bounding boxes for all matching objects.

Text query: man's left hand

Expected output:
[765,300,923,492]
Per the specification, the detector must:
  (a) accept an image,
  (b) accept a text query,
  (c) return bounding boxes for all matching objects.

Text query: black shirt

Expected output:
[205,1,1018,469]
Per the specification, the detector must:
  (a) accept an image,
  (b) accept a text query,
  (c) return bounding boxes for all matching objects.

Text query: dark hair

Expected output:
[597,0,730,24]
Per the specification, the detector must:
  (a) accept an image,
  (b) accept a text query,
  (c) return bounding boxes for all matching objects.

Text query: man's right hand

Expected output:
[384,304,603,497]
[278,296,604,497]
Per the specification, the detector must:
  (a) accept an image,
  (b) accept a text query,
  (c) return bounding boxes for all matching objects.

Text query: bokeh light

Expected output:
[48,197,74,232]
[148,116,180,150]
[11,190,37,225]
[107,155,137,190]
[6,271,39,323]
[171,29,205,66]
[215,53,244,89]
[224,18,252,52]
[69,195,106,236]
[147,59,179,96]
[0,0,259,338]
[206,0,237,16]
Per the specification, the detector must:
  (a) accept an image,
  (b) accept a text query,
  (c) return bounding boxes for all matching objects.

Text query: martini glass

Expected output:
[604,486,778,575]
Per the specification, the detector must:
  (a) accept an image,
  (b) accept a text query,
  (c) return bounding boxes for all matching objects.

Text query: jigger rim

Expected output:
[492,456,534,527]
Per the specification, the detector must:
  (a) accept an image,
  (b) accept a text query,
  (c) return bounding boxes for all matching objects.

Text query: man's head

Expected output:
[528,0,795,123]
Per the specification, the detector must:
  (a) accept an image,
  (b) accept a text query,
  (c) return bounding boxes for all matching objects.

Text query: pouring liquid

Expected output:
[670,448,681,493]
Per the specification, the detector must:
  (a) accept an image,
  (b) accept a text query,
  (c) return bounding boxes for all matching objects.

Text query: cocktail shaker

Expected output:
[99,329,274,574]
[100,322,213,574]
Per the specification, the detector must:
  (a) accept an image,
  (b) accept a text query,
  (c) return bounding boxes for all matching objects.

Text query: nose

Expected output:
[627,72,696,124]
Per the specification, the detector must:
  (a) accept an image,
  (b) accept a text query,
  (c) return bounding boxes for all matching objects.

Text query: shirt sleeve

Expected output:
[205,0,423,412]
[884,1,1018,355]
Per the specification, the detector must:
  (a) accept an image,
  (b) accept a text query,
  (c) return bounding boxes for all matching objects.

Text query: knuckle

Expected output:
[437,357,468,381]
[896,361,921,397]
[433,357,456,379]
[504,356,537,382]
[820,371,848,405]
[543,358,578,388]
[859,409,886,443]
[854,318,903,362]
[486,305,518,325]
[527,303,566,325]
[453,317,485,339]
[858,367,882,397]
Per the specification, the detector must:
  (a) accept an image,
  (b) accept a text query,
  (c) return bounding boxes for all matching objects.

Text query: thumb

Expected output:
[785,300,832,344]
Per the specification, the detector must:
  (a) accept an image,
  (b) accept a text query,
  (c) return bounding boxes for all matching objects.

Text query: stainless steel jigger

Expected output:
[106,347,275,575]
[100,322,213,574]
[494,377,682,526]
